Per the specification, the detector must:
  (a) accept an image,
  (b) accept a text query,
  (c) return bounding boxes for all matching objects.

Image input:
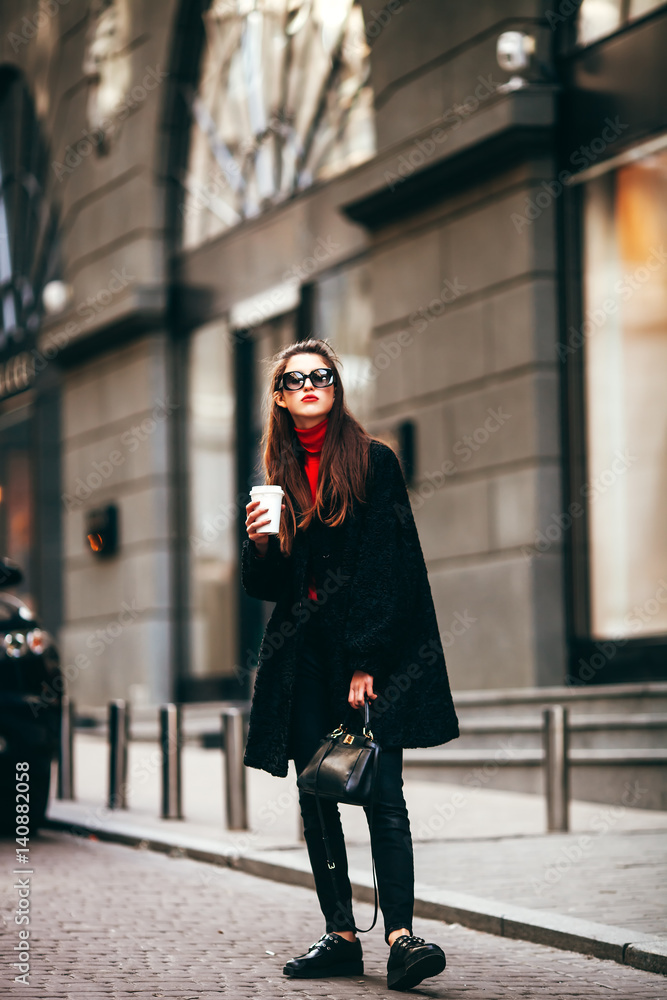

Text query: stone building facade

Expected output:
[0,0,665,710]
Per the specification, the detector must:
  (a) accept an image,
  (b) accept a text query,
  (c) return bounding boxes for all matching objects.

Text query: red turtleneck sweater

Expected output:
[294,415,328,601]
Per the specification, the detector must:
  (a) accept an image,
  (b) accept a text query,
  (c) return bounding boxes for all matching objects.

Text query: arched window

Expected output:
[180,0,375,247]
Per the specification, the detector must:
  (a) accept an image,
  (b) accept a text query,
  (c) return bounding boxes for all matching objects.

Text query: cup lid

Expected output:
[250,485,284,494]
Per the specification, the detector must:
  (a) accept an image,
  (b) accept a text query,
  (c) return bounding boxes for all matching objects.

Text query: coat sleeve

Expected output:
[241,534,292,603]
[343,443,421,680]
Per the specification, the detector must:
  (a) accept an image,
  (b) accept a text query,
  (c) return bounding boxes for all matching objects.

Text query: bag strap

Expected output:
[313,744,337,872]
[312,707,380,935]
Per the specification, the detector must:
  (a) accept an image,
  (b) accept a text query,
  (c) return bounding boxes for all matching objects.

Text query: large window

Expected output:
[187,320,239,681]
[181,0,375,248]
[582,145,667,638]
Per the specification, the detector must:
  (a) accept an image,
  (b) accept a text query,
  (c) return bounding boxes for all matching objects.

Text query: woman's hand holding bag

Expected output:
[348,670,377,710]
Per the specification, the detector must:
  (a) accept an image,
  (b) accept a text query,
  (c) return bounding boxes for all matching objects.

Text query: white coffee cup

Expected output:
[249,485,284,534]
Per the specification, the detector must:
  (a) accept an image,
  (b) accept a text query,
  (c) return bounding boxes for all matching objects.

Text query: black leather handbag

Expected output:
[296,695,381,933]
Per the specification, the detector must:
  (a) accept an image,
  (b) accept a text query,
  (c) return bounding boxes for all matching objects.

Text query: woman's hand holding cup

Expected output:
[245,499,286,557]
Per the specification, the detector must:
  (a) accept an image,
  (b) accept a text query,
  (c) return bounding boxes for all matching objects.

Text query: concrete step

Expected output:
[454,681,667,715]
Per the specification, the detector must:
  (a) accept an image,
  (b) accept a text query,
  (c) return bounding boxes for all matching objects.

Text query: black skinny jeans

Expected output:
[287,613,414,945]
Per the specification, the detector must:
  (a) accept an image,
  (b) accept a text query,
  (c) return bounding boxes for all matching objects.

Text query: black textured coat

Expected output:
[241,439,459,777]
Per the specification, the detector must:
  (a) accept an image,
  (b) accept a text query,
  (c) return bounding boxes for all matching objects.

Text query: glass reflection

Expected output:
[182,0,375,247]
[583,147,667,638]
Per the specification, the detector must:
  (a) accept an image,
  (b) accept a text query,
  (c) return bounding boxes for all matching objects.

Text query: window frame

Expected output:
[559,150,667,685]
[554,7,667,683]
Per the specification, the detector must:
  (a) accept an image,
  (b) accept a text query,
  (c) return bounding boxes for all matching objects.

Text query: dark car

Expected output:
[0,558,62,834]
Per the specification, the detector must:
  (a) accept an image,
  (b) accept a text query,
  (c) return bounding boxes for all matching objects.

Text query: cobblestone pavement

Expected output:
[1,831,665,999]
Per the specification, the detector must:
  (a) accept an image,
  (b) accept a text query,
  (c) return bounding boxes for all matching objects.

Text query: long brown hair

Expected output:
[258,338,379,557]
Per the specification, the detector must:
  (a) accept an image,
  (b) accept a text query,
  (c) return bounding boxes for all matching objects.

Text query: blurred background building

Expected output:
[0,0,665,711]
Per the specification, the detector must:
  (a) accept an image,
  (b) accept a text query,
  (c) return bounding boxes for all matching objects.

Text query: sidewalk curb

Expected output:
[44,810,667,977]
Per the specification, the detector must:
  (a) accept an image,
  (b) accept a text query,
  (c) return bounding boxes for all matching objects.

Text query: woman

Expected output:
[242,338,459,991]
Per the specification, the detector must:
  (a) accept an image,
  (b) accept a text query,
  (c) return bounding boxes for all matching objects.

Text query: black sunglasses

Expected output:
[278,367,336,392]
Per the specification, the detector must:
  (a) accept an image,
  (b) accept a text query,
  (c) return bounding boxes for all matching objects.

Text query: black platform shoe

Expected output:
[283,932,363,978]
[386,934,446,990]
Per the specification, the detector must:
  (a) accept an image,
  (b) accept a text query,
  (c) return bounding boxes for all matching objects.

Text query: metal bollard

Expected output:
[222,708,248,830]
[544,705,569,832]
[57,695,75,800]
[160,704,183,820]
[108,699,129,810]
